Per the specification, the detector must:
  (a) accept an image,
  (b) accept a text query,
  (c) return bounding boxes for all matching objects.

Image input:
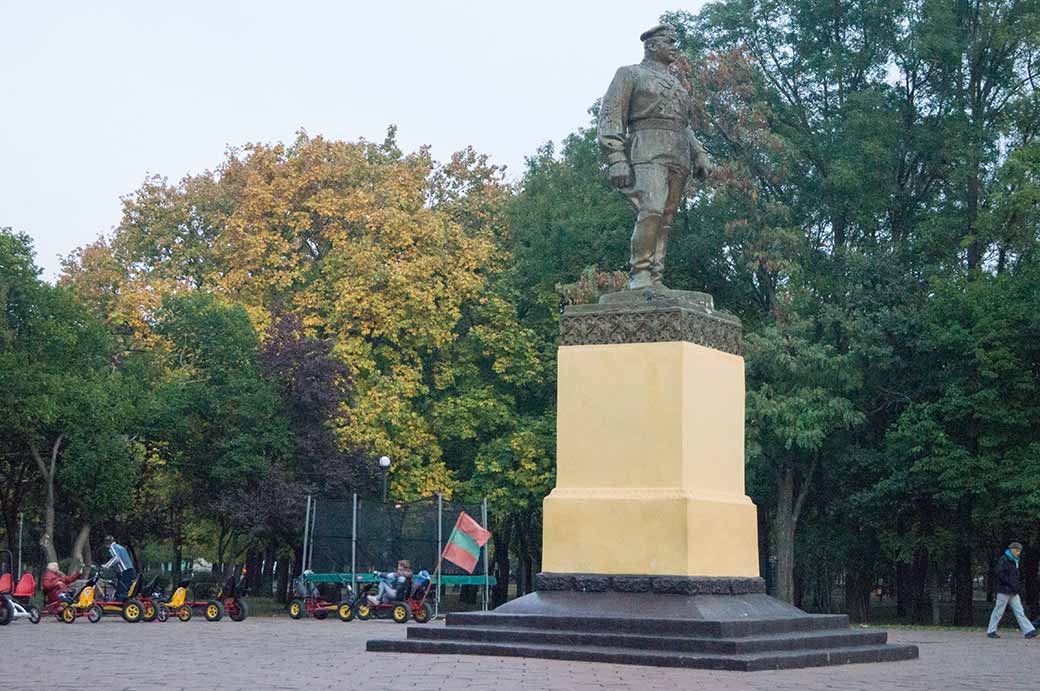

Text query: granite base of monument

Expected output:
[366,573,918,671]
[368,290,917,670]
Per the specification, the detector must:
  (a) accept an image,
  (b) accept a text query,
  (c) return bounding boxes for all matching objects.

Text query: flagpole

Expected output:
[418,551,444,610]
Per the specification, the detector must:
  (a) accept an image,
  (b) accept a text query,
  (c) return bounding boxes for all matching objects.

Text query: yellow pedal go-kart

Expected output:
[159,577,225,622]
[59,570,144,623]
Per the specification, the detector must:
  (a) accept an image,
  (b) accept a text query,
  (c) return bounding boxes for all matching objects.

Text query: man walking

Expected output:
[987,541,1037,638]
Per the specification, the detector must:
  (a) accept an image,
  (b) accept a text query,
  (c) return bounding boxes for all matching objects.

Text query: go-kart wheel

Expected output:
[61,605,77,624]
[204,600,224,622]
[355,602,372,620]
[412,602,433,624]
[142,601,157,622]
[288,599,305,619]
[157,604,170,622]
[337,602,354,622]
[28,606,41,624]
[122,599,144,623]
[391,601,410,624]
[176,605,192,622]
[88,605,103,623]
[314,609,329,620]
[0,597,13,625]
[229,598,249,622]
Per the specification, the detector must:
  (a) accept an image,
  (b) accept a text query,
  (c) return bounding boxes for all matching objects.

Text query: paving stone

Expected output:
[0,617,1029,689]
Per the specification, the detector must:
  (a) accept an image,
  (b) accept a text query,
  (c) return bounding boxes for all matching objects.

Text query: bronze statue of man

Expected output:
[598,24,711,290]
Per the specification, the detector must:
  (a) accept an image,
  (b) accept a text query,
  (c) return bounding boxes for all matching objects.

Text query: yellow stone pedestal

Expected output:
[542,341,760,577]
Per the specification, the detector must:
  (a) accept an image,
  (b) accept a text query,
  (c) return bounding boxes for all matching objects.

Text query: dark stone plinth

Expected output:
[367,579,919,671]
[536,572,767,596]
[560,289,743,354]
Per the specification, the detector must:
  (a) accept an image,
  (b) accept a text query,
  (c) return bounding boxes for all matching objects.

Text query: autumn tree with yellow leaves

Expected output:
[62,128,551,515]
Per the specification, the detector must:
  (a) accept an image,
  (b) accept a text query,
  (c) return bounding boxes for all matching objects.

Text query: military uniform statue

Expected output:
[598,24,711,290]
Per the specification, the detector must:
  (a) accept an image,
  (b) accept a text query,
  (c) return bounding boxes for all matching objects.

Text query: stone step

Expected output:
[407,624,888,655]
[366,638,919,672]
[446,611,850,638]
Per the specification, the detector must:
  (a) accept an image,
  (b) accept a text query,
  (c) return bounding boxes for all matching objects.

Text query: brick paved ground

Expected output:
[1,616,1033,690]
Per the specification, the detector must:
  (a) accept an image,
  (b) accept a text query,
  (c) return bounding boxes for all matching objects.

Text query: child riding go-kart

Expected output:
[353,568,434,624]
[0,550,41,625]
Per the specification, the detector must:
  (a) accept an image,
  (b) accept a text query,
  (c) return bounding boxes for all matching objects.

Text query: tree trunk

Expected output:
[71,524,92,570]
[2,511,16,553]
[29,436,64,565]
[757,505,771,593]
[952,536,974,626]
[845,564,873,623]
[460,584,478,605]
[275,550,291,604]
[909,546,931,624]
[491,516,513,607]
[172,540,183,583]
[262,546,276,598]
[1022,532,1039,620]
[773,464,796,603]
[773,457,816,604]
[516,515,534,596]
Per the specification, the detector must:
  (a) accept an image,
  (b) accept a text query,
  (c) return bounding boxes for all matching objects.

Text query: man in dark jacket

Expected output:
[987,541,1037,638]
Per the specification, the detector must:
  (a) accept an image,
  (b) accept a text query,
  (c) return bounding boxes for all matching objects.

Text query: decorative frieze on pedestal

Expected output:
[560,289,743,355]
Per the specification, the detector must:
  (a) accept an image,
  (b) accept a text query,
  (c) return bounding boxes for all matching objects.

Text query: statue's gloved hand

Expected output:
[608,161,634,189]
[692,149,712,181]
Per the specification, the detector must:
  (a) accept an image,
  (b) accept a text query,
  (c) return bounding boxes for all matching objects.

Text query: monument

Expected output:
[368,24,918,671]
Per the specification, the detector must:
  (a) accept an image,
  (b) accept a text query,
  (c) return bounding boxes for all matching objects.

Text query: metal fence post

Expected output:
[17,512,23,576]
[302,495,312,572]
[307,499,318,571]
[436,493,443,618]
[351,493,358,593]
[482,497,489,611]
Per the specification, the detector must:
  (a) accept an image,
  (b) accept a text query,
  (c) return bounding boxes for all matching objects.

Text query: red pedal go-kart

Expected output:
[0,550,41,625]
[289,573,353,622]
[354,571,434,624]
[215,574,250,622]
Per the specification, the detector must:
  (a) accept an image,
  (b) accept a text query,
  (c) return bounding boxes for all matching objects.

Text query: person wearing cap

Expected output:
[101,535,137,602]
[42,561,82,606]
[986,541,1037,638]
[598,23,712,290]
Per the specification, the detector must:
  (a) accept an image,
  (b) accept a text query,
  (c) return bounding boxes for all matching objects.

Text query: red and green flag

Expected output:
[441,511,491,574]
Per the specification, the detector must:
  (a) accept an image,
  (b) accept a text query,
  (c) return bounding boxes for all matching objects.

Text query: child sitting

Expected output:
[369,559,413,605]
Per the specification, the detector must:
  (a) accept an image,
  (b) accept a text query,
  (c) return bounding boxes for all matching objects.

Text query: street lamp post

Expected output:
[379,455,391,502]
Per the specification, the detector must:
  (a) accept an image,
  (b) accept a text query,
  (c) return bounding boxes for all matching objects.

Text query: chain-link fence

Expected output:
[303,494,492,613]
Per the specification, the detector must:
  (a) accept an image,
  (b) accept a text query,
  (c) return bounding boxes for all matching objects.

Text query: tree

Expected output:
[0,228,139,564]
[150,292,290,569]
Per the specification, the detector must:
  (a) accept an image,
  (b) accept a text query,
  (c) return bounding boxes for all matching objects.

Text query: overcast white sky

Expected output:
[1,0,705,280]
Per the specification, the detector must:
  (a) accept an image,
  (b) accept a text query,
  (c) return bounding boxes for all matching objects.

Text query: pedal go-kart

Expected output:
[353,570,434,624]
[289,573,353,622]
[215,574,250,622]
[53,574,104,623]
[0,550,41,625]
[58,567,145,623]
[135,575,168,622]
[158,576,224,622]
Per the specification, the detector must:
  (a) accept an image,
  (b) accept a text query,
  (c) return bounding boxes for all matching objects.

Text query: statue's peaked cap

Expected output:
[640,24,676,42]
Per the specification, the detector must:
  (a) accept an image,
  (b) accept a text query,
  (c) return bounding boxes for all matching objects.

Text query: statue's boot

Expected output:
[628,213,660,290]
[650,224,672,289]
